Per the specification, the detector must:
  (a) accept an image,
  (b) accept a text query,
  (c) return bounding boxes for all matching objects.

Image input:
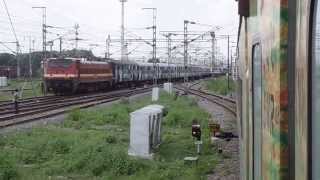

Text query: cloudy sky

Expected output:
[0,0,238,62]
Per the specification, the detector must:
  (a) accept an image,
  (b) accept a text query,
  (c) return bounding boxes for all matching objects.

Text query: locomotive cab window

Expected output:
[48,59,73,68]
[312,1,320,179]
[252,43,262,179]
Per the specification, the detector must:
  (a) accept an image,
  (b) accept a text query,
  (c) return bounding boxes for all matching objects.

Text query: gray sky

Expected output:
[0,0,238,62]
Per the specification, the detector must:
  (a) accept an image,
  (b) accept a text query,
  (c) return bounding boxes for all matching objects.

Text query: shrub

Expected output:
[68,108,82,122]
[0,155,18,180]
[88,148,144,176]
[0,136,6,147]
[105,135,117,144]
[48,138,70,154]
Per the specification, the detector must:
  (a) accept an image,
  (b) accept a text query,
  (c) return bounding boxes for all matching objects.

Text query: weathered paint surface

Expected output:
[238,0,290,179]
[260,1,289,179]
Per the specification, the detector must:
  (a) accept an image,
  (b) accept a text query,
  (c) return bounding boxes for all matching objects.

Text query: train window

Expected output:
[252,43,262,179]
[312,1,320,179]
[48,59,73,68]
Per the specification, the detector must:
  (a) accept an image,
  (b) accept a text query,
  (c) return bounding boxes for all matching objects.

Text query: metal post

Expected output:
[143,7,157,86]
[106,35,111,59]
[120,0,127,61]
[74,24,80,50]
[32,39,35,74]
[167,34,172,82]
[152,9,157,86]
[29,37,32,78]
[49,41,53,56]
[16,42,20,78]
[29,37,36,96]
[32,6,47,94]
[210,32,215,73]
[227,35,230,90]
[230,48,233,80]
[184,20,188,83]
[43,8,47,59]
[59,36,62,54]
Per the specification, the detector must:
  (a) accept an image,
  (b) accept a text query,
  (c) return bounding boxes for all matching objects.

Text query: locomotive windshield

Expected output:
[48,59,73,68]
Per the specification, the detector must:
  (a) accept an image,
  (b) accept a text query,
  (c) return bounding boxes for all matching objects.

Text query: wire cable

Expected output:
[2,0,20,51]
[0,41,16,54]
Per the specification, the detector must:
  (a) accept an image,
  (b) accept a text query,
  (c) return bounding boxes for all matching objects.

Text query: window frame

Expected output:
[251,43,262,180]
[311,0,320,179]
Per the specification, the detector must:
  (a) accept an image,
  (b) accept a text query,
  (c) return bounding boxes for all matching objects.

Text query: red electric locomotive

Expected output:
[44,58,113,93]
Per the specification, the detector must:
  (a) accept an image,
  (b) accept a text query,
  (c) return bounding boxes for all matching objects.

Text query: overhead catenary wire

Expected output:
[0,41,16,54]
[2,0,20,49]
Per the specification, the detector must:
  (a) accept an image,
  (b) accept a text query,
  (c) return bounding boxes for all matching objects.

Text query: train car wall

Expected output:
[293,0,311,179]
[238,0,290,179]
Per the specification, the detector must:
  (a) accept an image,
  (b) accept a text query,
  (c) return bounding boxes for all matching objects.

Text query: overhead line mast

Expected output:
[2,0,21,78]
[106,35,111,59]
[210,32,216,72]
[32,6,47,94]
[74,24,80,50]
[120,0,127,61]
[142,7,157,86]
[32,7,47,59]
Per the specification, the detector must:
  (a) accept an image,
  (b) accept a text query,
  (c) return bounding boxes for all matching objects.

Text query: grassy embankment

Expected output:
[0,79,44,101]
[204,76,235,95]
[0,92,221,180]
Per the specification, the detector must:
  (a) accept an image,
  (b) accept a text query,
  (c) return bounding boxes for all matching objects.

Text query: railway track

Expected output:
[175,84,237,116]
[0,95,57,107]
[0,87,152,129]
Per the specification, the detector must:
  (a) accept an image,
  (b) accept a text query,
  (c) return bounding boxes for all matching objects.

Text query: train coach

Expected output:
[236,0,320,179]
[44,58,212,94]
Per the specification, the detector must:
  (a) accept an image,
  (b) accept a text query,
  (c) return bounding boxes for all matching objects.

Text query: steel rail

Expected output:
[0,87,152,129]
[175,84,236,116]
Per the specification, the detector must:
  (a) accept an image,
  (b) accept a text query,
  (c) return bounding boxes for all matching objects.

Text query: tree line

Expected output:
[0,49,98,77]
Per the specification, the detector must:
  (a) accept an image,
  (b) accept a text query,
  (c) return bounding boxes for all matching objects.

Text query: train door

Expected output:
[252,43,262,179]
[312,1,320,179]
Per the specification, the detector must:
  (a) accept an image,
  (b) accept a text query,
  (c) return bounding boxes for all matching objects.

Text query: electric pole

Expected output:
[210,32,215,72]
[183,20,196,83]
[143,8,157,86]
[227,35,230,90]
[29,37,32,78]
[29,37,36,96]
[230,48,233,80]
[152,10,157,85]
[32,7,47,60]
[43,9,47,59]
[120,0,127,61]
[167,35,172,61]
[32,6,47,94]
[48,41,53,57]
[16,42,20,78]
[106,35,111,59]
[163,33,174,82]
[184,21,188,83]
[74,24,80,50]
[59,36,62,54]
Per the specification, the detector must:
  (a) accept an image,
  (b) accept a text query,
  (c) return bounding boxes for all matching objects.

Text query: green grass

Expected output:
[204,76,235,95]
[0,79,45,101]
[0,92,220,180]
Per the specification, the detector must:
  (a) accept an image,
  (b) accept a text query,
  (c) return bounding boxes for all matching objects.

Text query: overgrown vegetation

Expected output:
[204,76,235,95]
[0,92,220,180]
[0,79,45,101]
